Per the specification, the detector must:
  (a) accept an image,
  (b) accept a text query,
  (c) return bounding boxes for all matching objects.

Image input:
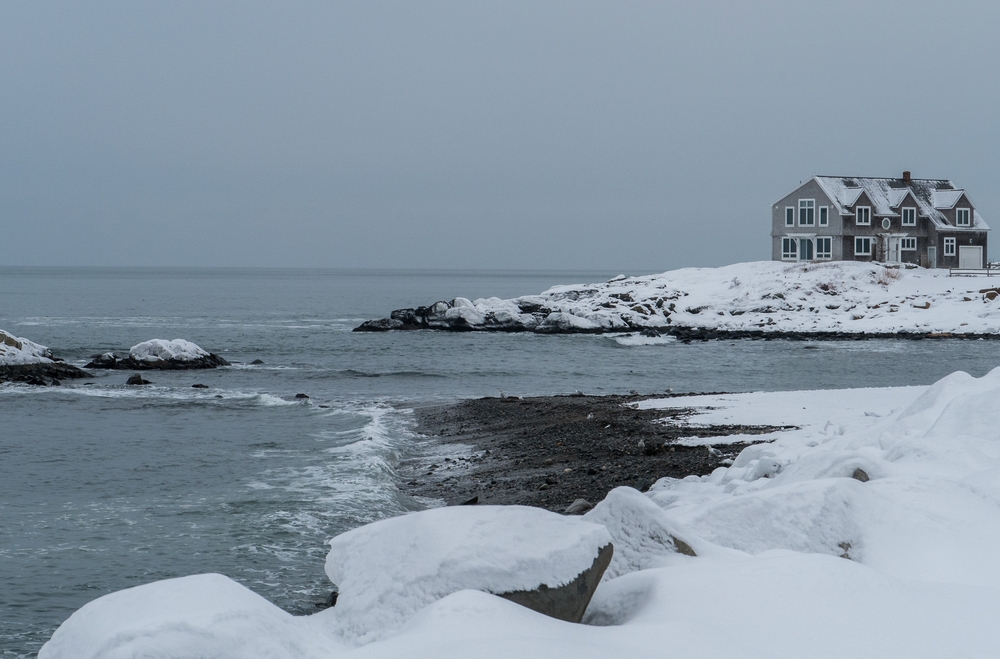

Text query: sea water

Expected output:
[3,267,1000,657]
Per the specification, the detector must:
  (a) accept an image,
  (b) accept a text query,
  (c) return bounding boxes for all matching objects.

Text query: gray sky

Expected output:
[2,1,999,270]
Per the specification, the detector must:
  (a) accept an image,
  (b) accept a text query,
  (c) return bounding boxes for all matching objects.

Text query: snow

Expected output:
[129,338,211,362]
[443,260,1000,335]
[0,329,53,365]
[324,505,612,643]
[39,367,1000,659]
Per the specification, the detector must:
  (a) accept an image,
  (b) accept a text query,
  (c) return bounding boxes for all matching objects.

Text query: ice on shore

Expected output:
[0,329,54,365]
[129,338,211,362]
[39,367,1000,658]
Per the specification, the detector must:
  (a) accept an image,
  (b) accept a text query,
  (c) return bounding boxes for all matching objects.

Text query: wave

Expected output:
[612,333,677,347]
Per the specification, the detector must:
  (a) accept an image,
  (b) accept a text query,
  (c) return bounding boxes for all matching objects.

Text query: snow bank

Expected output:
[358,260,1000,336]
[39,368,1000,658]
[130,338,210,362]
[324,505,612,643]
[0,329,53,365]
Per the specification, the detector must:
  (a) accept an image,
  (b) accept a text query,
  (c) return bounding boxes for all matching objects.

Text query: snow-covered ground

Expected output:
[0,329,54,365]
[39,368,1000,658]
[365,261,1000,335]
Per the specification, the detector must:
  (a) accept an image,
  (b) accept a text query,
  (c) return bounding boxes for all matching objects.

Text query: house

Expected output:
[771,173,989,268]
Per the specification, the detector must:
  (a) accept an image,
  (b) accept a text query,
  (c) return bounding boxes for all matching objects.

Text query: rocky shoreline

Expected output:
[399,394,793,513]
[0,362,90,386]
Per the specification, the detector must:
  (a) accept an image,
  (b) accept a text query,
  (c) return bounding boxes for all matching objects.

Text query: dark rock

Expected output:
[192,383,209,388]
[563,499,593,515]
[295,393,309,399]
[85,352,119,368]
[0,362,89,385]
[316,588,339,609]
[250,359,265,365]
[497,543,613,623]
[126,374,151,385]
[639,328,661,338]
[459,496,479,506]
[353,318,405,332]
[852,468,870,482]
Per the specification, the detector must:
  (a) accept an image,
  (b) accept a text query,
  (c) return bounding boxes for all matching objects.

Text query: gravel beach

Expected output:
[401,394,792,513]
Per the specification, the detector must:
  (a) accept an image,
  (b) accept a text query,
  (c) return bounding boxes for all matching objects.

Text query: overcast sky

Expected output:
[2,1,999,270]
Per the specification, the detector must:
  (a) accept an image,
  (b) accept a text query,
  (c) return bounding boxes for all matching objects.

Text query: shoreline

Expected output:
[399,393,792,512]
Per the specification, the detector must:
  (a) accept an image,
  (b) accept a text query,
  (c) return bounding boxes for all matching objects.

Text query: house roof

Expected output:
[810,176,988,231]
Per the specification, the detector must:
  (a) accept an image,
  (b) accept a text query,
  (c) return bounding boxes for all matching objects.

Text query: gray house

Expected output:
[771,173,989,268]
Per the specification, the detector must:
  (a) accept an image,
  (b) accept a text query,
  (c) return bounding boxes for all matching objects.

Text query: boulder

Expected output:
[86,340,229,370]
[85,352,118,369]
[564,499,594,515]
[126,374,151,385]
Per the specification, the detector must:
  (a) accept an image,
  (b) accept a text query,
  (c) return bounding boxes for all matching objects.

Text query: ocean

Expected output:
[3,267,1000,657]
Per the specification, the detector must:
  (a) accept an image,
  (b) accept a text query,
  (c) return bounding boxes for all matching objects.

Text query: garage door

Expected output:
[959,245,983,269]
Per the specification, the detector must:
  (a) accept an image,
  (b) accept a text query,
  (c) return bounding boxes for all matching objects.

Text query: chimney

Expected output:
[903,171,911,184]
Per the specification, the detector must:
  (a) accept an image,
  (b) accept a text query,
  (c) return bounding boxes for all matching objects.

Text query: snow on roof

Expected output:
[931,189,964,209]
[812,176,988,231]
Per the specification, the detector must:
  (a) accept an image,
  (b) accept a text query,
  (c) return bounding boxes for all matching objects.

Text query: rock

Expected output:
[640,328,661,338]
[852,467,870,482]
[250,359,265,365]
[126,374,151,385]
[459,496,479,505]
[85,352,119,368]
[354,318,405,332]
[496,542,613,623]
[294,393,309,399]
[0,362,89,385]
[564,499,593,515]
[191,383,209,388]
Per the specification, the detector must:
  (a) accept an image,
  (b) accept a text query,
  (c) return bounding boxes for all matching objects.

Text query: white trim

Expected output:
[798,199,815,226]
[854,236,872,255]
[819,206,829,226]
[944,237,956,256]
[781,236,798,260]
[785,207,794,227]
[856,206,871,225]
[901,237,916,251]
[881,218,891,230]
[815,236,832,259]
[901,207,916,226]
[956,207,971,227]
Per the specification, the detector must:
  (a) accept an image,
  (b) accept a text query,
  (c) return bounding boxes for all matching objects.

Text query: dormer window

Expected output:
[856,206,871,225]
[799,199,815,226]
[902,207,916,226]
[956,208,971,227]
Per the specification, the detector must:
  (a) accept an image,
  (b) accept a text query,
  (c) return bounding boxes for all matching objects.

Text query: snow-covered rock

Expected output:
[0,329,88,384]
[356,260,1000,337]
[85,339,229,370]
[324,505,612,643]
[38,368,1000,658]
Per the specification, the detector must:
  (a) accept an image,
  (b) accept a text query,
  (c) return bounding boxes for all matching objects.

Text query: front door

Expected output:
[959,245,983,269]
[886,237,901,263]
[928,246,937,269]
[799,238,813,261]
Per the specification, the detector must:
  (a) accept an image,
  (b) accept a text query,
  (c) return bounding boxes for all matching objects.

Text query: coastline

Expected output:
[399,394,792,512]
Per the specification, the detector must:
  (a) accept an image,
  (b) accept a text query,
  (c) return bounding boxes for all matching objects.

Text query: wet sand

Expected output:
[400,394,792,513]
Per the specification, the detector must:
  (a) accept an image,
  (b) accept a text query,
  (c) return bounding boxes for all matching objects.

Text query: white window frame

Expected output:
[901,207,916,226]
[855,236,872,255]
[944,237,956,256]
[956,208,971,227]
[781,237,798,260]
[785,207,794,227]
[901,237,917,251]
[799,199,815,226]
[815,236,832,259]
[819,206,829,226]
[856,206,871,226]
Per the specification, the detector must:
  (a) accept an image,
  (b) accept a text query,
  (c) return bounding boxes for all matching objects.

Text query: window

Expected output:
[819,206,829,226]
[944,237,956,256]
[901,237,916,251]
[816,237,832,259]
[855,237,872,255]
[799,199,815,226]
[956,208,971,226]
[856,206,871,225]
[781,237,797,260]
[902,207,916,226]
[785,207,794,227]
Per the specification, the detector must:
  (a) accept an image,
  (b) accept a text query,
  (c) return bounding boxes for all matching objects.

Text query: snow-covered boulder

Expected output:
[85,339,229,370]
[0,329,88,384]
[38,574,342,659]
[324,505,613,643]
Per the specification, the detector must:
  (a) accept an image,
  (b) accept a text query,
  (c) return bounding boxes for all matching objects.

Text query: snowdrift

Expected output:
[357,260,1000,337]
[0,329,54,365]
[39,367,1000,658]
